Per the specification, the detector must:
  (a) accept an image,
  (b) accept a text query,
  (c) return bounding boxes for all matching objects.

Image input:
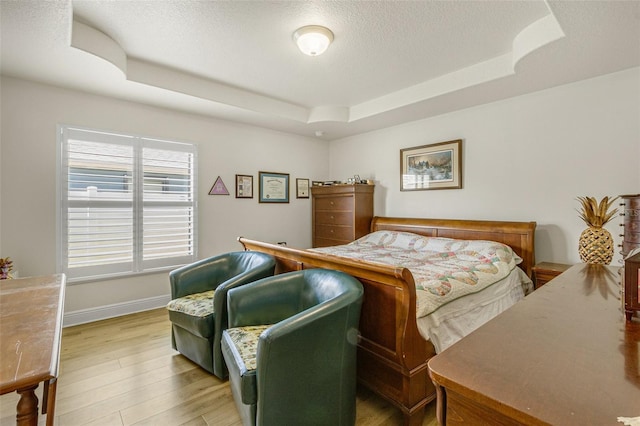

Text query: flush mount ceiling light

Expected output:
[293,25,334,56]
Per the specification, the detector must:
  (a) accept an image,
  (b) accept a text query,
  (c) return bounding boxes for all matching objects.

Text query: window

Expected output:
[58,126,197,282]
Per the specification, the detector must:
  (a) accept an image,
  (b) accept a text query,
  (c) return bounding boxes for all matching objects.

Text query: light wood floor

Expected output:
[0,308,437,426]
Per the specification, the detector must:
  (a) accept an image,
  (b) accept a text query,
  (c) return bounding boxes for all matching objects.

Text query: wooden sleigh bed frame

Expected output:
[238,216,536,426]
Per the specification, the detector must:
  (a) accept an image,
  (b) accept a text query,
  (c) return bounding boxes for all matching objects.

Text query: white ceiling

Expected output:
[1,0,639,141]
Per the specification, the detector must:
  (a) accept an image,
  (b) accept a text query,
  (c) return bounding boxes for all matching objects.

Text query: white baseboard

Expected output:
[63,294,171,327]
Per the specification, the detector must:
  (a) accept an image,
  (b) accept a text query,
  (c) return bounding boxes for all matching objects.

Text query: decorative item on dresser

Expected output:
[311,184,374,248]
[576,195,618,265]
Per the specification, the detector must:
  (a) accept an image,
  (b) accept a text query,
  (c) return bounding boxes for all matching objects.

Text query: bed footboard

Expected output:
[238,237,436,426]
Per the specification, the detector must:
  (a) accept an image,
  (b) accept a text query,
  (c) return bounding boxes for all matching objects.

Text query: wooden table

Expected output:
[428,264,640,425]
[0,274,66,426]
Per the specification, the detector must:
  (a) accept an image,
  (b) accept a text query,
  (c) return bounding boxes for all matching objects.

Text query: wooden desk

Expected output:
[428,264,640,425]
[0,274,65,426]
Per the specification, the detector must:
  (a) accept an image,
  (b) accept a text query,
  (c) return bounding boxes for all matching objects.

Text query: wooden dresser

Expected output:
[428,264,640,425]
[311,184,374,248]
[620,194,640,321]
[620,194,640,258]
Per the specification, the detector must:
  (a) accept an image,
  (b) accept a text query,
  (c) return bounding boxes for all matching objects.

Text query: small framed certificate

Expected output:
[259,171,289,203]
[235,174,253,198]
[296,178,310,199]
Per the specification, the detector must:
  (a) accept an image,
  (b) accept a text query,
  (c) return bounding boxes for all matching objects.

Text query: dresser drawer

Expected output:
[314,195,354,211]
[315,224,354,241]
[314,237,352,247]
[315,211,353,226]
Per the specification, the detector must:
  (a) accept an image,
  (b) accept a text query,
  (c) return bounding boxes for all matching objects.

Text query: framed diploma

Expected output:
[296,178,310,198]
[259,171,290,203]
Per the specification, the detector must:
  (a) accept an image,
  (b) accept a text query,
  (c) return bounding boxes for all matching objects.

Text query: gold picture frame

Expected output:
[400,139,462,191]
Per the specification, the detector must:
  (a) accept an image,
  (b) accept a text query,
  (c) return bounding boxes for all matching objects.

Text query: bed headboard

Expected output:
[371,216,537,278]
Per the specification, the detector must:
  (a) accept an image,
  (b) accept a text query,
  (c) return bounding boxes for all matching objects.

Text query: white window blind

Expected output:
[58,126,197,282]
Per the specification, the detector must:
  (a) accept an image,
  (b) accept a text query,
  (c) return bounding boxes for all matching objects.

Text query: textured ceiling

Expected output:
[1,1,639,141]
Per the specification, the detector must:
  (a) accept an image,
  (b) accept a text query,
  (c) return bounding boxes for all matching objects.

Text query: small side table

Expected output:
[532,262,572,289]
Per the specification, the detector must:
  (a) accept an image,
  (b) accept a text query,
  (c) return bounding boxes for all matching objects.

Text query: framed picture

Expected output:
[259,171,289,203]
[296,178,310,198]
[208,176,230,195]
[235,174,253,198]
[400,139,462,191]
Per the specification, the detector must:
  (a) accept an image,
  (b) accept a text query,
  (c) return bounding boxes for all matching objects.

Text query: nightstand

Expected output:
[532,262,572,289]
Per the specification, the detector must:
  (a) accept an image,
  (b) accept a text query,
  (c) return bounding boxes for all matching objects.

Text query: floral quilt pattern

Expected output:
[310,231,523,317]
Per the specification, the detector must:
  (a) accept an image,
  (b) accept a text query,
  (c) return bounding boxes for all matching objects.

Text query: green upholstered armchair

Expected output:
[221,269,364,426]
[167,251,276,378]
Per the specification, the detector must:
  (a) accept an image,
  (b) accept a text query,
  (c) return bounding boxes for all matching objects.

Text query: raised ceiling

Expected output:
[1,1,639,141]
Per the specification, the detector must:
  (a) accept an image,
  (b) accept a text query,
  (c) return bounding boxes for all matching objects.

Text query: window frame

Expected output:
[57,125,198,283]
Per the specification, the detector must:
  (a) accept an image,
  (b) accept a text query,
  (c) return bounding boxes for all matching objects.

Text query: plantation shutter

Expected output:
[59,127,197,281]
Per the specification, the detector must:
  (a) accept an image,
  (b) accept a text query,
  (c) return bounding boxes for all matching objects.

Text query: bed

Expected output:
[238,216,536,426]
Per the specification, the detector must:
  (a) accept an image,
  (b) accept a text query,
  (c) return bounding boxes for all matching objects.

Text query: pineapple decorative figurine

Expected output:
[577,196,619,265]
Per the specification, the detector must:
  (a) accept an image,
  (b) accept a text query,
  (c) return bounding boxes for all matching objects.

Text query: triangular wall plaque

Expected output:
[209,176,230,195]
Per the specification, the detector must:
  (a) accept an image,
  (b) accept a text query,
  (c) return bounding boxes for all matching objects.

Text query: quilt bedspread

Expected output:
[310,230,524,318]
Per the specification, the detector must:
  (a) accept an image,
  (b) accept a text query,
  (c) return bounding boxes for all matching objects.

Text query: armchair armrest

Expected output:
[169,256,231,298]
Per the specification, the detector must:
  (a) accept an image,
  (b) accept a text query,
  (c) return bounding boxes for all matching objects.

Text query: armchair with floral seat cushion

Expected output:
[221,268,364,426]
[167,251,276,378]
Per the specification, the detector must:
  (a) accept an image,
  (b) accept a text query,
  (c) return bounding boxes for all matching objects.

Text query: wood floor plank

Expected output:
[57,367,208,425]
[127,383,235,426]
[56,355,198,411]
[119,377,226,425]
[0,308,438,425]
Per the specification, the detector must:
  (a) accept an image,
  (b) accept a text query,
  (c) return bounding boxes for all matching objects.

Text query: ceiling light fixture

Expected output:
[293,25,334,56]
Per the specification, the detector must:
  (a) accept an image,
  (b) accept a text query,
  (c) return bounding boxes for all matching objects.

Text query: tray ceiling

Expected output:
[1,1,638,140]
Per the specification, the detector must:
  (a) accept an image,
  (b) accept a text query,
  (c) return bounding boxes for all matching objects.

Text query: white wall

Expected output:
[0,77,329,322]
[2,68,639,323]
[329,68,640,265]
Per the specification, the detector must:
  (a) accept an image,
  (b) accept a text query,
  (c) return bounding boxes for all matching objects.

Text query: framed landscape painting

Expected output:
[400,139,462,191]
